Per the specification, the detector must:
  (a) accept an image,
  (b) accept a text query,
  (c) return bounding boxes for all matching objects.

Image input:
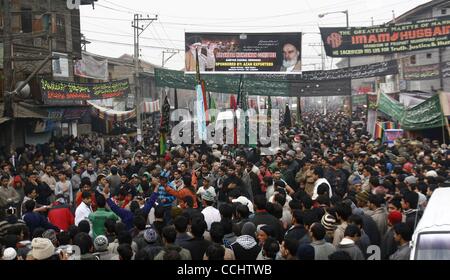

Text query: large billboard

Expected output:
[320,16,450,57]
[185,32,301,74]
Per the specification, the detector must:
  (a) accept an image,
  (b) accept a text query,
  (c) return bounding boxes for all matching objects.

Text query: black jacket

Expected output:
[234,218,251,235]
[284,224,308,242]
[31,182,52,206]
[381,227,397,260]
[405,209,423,231]
[362,214,381,246]
[250,211,284,241]
[182,207,201,220]
[230,242,261,260]
[135,243,163,260]
[180,237,212,260]
[223,175,250,201]
[248,171,263,197]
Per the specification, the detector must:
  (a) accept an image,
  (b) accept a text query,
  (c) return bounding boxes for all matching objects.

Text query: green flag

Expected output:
[159,95,170,156]
[209,93,217,123]
[159,133,166,156]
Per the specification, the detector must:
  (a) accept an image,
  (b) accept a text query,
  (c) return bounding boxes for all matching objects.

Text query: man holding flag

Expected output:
[195,48,209,143]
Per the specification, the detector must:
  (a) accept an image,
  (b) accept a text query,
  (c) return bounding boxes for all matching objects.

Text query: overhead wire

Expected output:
[83,0,424,69]
[95,0,360,22]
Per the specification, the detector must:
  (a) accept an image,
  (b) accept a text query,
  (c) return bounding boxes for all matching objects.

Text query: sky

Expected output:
[80,0,431,71]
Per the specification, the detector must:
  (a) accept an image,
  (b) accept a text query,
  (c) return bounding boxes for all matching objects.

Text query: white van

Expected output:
[410,188,450,260]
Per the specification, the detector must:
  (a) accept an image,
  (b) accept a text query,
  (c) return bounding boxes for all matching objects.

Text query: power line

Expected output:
[87,38,323,57]
[157,0,361,21]
[81,15,390,28]
[158,21,185,62]
[95,3,133,14]
[150,24,169,49]
[94,0,361,22]
[82,29,185,43]
[86,39,327,60]
[101,0,141,14]
[159,21,180,49]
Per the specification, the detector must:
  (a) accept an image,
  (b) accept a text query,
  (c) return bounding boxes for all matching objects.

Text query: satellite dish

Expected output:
[15,81,31,99]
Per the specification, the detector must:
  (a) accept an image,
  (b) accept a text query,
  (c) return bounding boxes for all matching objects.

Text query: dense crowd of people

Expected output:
[0,111,448,260]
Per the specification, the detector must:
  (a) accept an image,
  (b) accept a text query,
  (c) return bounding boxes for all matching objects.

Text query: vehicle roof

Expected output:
[413,188,450,239]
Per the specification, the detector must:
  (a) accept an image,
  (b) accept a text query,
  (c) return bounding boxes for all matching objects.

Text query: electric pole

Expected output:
[2,0,14,149]
[132,14,157,143]
[162,49,179,68]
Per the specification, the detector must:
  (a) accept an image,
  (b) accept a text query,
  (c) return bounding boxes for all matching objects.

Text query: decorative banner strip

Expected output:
[41,79,130,105]
[403,63,440,80]
[302,60,398,81]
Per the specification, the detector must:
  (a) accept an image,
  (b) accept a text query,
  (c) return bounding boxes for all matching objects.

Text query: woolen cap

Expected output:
[321,213,337,232]
[31,238,55,260]
[388,211,403,225]
[355,190,370,204]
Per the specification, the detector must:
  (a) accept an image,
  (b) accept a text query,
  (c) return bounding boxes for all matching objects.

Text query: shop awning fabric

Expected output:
[88,101,136,122]
[88,100,160,122]
[0,116,10,124]
[141,100,160,113]
[0,102,49,121]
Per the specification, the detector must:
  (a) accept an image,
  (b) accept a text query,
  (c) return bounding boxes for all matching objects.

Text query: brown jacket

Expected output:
[296,168,315,197]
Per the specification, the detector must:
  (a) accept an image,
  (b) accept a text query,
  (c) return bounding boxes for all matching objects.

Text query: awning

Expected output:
[0,117,11,125]
[141,100,160,113]
[13,102,49,119]
[88,101,136,122]
[0,102,48,120]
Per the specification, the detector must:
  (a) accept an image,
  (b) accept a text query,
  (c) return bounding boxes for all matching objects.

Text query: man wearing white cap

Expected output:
[2,247,17,260]
[232,195,254,214]
[201,190,220,231]
[30,238,56,260]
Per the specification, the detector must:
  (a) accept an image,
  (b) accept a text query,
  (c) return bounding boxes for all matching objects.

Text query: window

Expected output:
[410,55,416,65]
[56,14,65,34]
[415,232,450,260]
[21,8,32,33]
[54,14,66,51]
[427,53,432,59]
[442,9,447,15]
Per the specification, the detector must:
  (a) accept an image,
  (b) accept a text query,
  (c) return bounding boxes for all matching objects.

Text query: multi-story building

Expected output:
[336,0,450,95]
[0,0,97,148]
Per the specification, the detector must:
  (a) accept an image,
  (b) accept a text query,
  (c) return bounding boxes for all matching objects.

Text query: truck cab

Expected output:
[410,188,450,260]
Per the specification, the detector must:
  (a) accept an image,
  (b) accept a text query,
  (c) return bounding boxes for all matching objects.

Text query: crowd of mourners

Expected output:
[0,111,448,260]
